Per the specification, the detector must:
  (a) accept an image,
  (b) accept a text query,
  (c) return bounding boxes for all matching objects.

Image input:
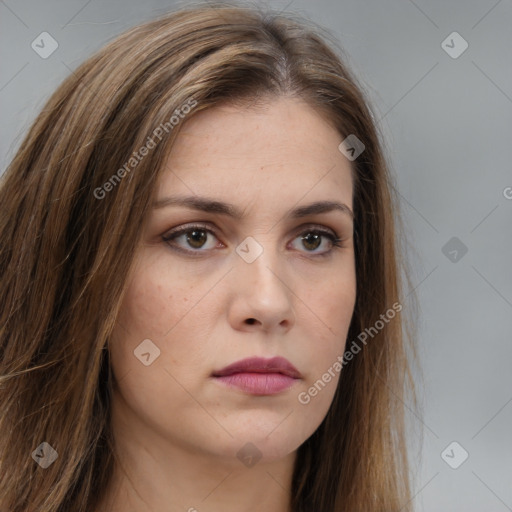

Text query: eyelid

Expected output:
[290,222,338,237]
[162,222,216,240]
[163,221,340,237]
[161,222,220,248]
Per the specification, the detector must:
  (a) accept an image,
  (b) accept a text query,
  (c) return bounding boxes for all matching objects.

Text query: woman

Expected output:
[0,2,420,511]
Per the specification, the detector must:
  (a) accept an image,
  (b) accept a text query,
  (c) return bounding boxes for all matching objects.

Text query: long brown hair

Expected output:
[0,2,420,510]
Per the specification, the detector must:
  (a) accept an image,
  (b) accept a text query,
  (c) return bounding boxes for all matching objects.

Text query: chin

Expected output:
[233,429,305,463]
[192,427,303,467]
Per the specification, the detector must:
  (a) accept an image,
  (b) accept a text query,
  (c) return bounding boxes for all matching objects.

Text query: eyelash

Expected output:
[162,223,345,258]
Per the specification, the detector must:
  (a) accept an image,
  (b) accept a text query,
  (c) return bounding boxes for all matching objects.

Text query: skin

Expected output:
[98,96,357,512]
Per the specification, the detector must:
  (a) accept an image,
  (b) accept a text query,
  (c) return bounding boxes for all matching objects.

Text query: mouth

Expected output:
[211,356,302,396]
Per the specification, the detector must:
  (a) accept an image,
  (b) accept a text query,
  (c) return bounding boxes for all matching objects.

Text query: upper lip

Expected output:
[212,356,302,379]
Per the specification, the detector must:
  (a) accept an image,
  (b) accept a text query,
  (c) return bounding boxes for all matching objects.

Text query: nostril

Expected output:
[246,318,257,325]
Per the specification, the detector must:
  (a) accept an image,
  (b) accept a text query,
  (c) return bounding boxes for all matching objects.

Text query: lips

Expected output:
[212,356,302,379]
[211,356,302,396]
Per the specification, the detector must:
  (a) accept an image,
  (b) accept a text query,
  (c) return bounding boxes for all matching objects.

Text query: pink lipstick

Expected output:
[211,356,302,395]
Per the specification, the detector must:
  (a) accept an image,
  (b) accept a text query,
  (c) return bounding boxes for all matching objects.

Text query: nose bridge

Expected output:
[238,237,283,288]
[233,234,293,310]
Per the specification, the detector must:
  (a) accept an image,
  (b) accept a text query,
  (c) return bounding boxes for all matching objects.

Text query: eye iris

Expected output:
[187,230,207,248]
[302,233,321,251]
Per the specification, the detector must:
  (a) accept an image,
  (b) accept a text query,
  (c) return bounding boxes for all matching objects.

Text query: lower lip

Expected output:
[213,372,299,395]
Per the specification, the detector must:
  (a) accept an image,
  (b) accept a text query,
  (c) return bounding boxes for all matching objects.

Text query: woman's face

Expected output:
[109,96,356,466]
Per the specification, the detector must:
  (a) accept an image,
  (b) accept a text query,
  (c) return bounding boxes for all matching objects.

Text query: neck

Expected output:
[95,391,295,512]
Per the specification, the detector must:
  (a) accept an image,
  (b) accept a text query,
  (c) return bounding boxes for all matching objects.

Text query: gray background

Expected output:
[1,0,511,510]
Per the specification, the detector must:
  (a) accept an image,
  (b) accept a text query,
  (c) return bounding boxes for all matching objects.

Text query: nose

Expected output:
[227,243,295,334]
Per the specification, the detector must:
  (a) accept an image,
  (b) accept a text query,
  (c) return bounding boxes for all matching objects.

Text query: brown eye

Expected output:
[162,224,343,258]
[300,232,322,251]
[290,228,343,256]
[185,229,208,249]
[162,224,220,254]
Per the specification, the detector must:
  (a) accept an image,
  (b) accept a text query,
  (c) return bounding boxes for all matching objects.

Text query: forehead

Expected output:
[157,97,353,207]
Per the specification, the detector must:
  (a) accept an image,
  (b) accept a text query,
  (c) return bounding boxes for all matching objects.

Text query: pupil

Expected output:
[187,230,207,248]
[303,233,320,250]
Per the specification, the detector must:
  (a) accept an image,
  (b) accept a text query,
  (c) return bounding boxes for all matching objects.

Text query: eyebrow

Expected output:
[152,195,354,220]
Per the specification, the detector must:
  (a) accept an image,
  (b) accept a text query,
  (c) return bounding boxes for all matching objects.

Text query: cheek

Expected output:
[297,275,355,412]
[297,340,345,421]
[116,268,187,339]
[109,258,217,381]
[108,276,174,381]
[302,276,356,339]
